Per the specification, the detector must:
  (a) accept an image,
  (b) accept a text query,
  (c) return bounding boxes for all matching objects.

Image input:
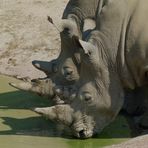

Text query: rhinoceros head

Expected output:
[37,36,125,138]
[10,19,81,99]
[70,36,125,138]
[33,19,81,84]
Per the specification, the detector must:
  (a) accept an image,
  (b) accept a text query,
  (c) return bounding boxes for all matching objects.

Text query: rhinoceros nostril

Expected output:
[66,70,73,76]
[79,130,86,139]
[63,67,73,76]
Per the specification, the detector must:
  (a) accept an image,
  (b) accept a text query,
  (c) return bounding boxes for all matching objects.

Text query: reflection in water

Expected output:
[0,115,72,138]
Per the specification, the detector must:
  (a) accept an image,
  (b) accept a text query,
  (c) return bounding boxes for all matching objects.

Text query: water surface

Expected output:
[0,75,131,148]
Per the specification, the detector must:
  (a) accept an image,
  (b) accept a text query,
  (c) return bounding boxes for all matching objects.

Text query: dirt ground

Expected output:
[1,0,148,147]
[105,135,148,148]
[0,0,68,79]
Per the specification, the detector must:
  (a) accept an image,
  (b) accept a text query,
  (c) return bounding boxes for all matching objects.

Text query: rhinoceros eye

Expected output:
[63,67,73,76]
[87,50,92,56]
[83,93,93,102]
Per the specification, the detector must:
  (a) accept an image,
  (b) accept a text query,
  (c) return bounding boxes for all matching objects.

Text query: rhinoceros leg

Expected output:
[123,88,146,116]
[9,78,55,97]
[139,111,148,129]
[32,60,58,76]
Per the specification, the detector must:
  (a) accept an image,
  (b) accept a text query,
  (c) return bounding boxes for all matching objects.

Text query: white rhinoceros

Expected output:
[33,0,148,138]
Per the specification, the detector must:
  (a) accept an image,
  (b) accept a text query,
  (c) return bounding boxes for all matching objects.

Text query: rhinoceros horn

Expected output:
[9,78,54,97]
[72,35,95,54]
[34,104,73,125]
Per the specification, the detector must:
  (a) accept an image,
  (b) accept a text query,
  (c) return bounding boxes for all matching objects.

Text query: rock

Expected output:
[105,135,148,148]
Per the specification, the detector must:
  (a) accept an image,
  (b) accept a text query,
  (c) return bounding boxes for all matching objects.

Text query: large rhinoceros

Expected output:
[33,0,148,138]
[10,0,106,104]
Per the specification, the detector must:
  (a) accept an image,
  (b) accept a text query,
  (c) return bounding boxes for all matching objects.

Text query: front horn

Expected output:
[34,104,74,126]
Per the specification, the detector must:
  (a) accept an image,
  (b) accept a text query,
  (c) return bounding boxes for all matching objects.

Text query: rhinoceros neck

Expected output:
[63,0,100,26]
[62,0,109,37]
[96,0,127,61]
[93,0,138,89]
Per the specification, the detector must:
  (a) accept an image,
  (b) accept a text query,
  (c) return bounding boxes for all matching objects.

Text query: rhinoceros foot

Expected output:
[139,111,148,129]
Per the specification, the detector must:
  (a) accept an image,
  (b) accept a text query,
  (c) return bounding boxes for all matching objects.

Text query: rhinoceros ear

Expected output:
[78,40,95,54]
[72,35,95,55]
[32,60,58,76]
[59,19,81,37]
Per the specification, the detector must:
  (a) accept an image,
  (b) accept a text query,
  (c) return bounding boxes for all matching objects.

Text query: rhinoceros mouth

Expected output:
[73,127,94,139]
[70,118,95,139]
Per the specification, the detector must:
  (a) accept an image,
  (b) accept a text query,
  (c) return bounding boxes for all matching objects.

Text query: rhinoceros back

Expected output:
[62,0,101,31]
[125,0,148,87]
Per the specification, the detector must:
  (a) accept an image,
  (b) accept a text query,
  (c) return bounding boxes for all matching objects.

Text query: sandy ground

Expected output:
[105,135,148,148]
[1,0,148,147]
[0,0,68,79]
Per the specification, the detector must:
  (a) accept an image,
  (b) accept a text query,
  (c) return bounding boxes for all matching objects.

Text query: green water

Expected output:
[0,75,130,148]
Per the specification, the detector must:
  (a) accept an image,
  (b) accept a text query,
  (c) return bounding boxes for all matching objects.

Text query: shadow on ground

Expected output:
[0,90,72,138]
[0,90,51,109]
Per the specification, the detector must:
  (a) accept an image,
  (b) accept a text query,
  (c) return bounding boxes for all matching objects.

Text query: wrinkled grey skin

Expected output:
[10,0,106,104]
[62,0,107,32]
[34,0,148,139]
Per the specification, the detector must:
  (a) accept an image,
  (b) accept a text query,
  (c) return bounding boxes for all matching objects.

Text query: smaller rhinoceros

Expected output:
[9,20,81,104]
[10,0,107,104]
[33,0,148,138]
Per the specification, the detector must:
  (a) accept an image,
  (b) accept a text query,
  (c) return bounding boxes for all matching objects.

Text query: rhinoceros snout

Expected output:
[72,122,94,139]
[75,129,93,139]
[78,130,87,139]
